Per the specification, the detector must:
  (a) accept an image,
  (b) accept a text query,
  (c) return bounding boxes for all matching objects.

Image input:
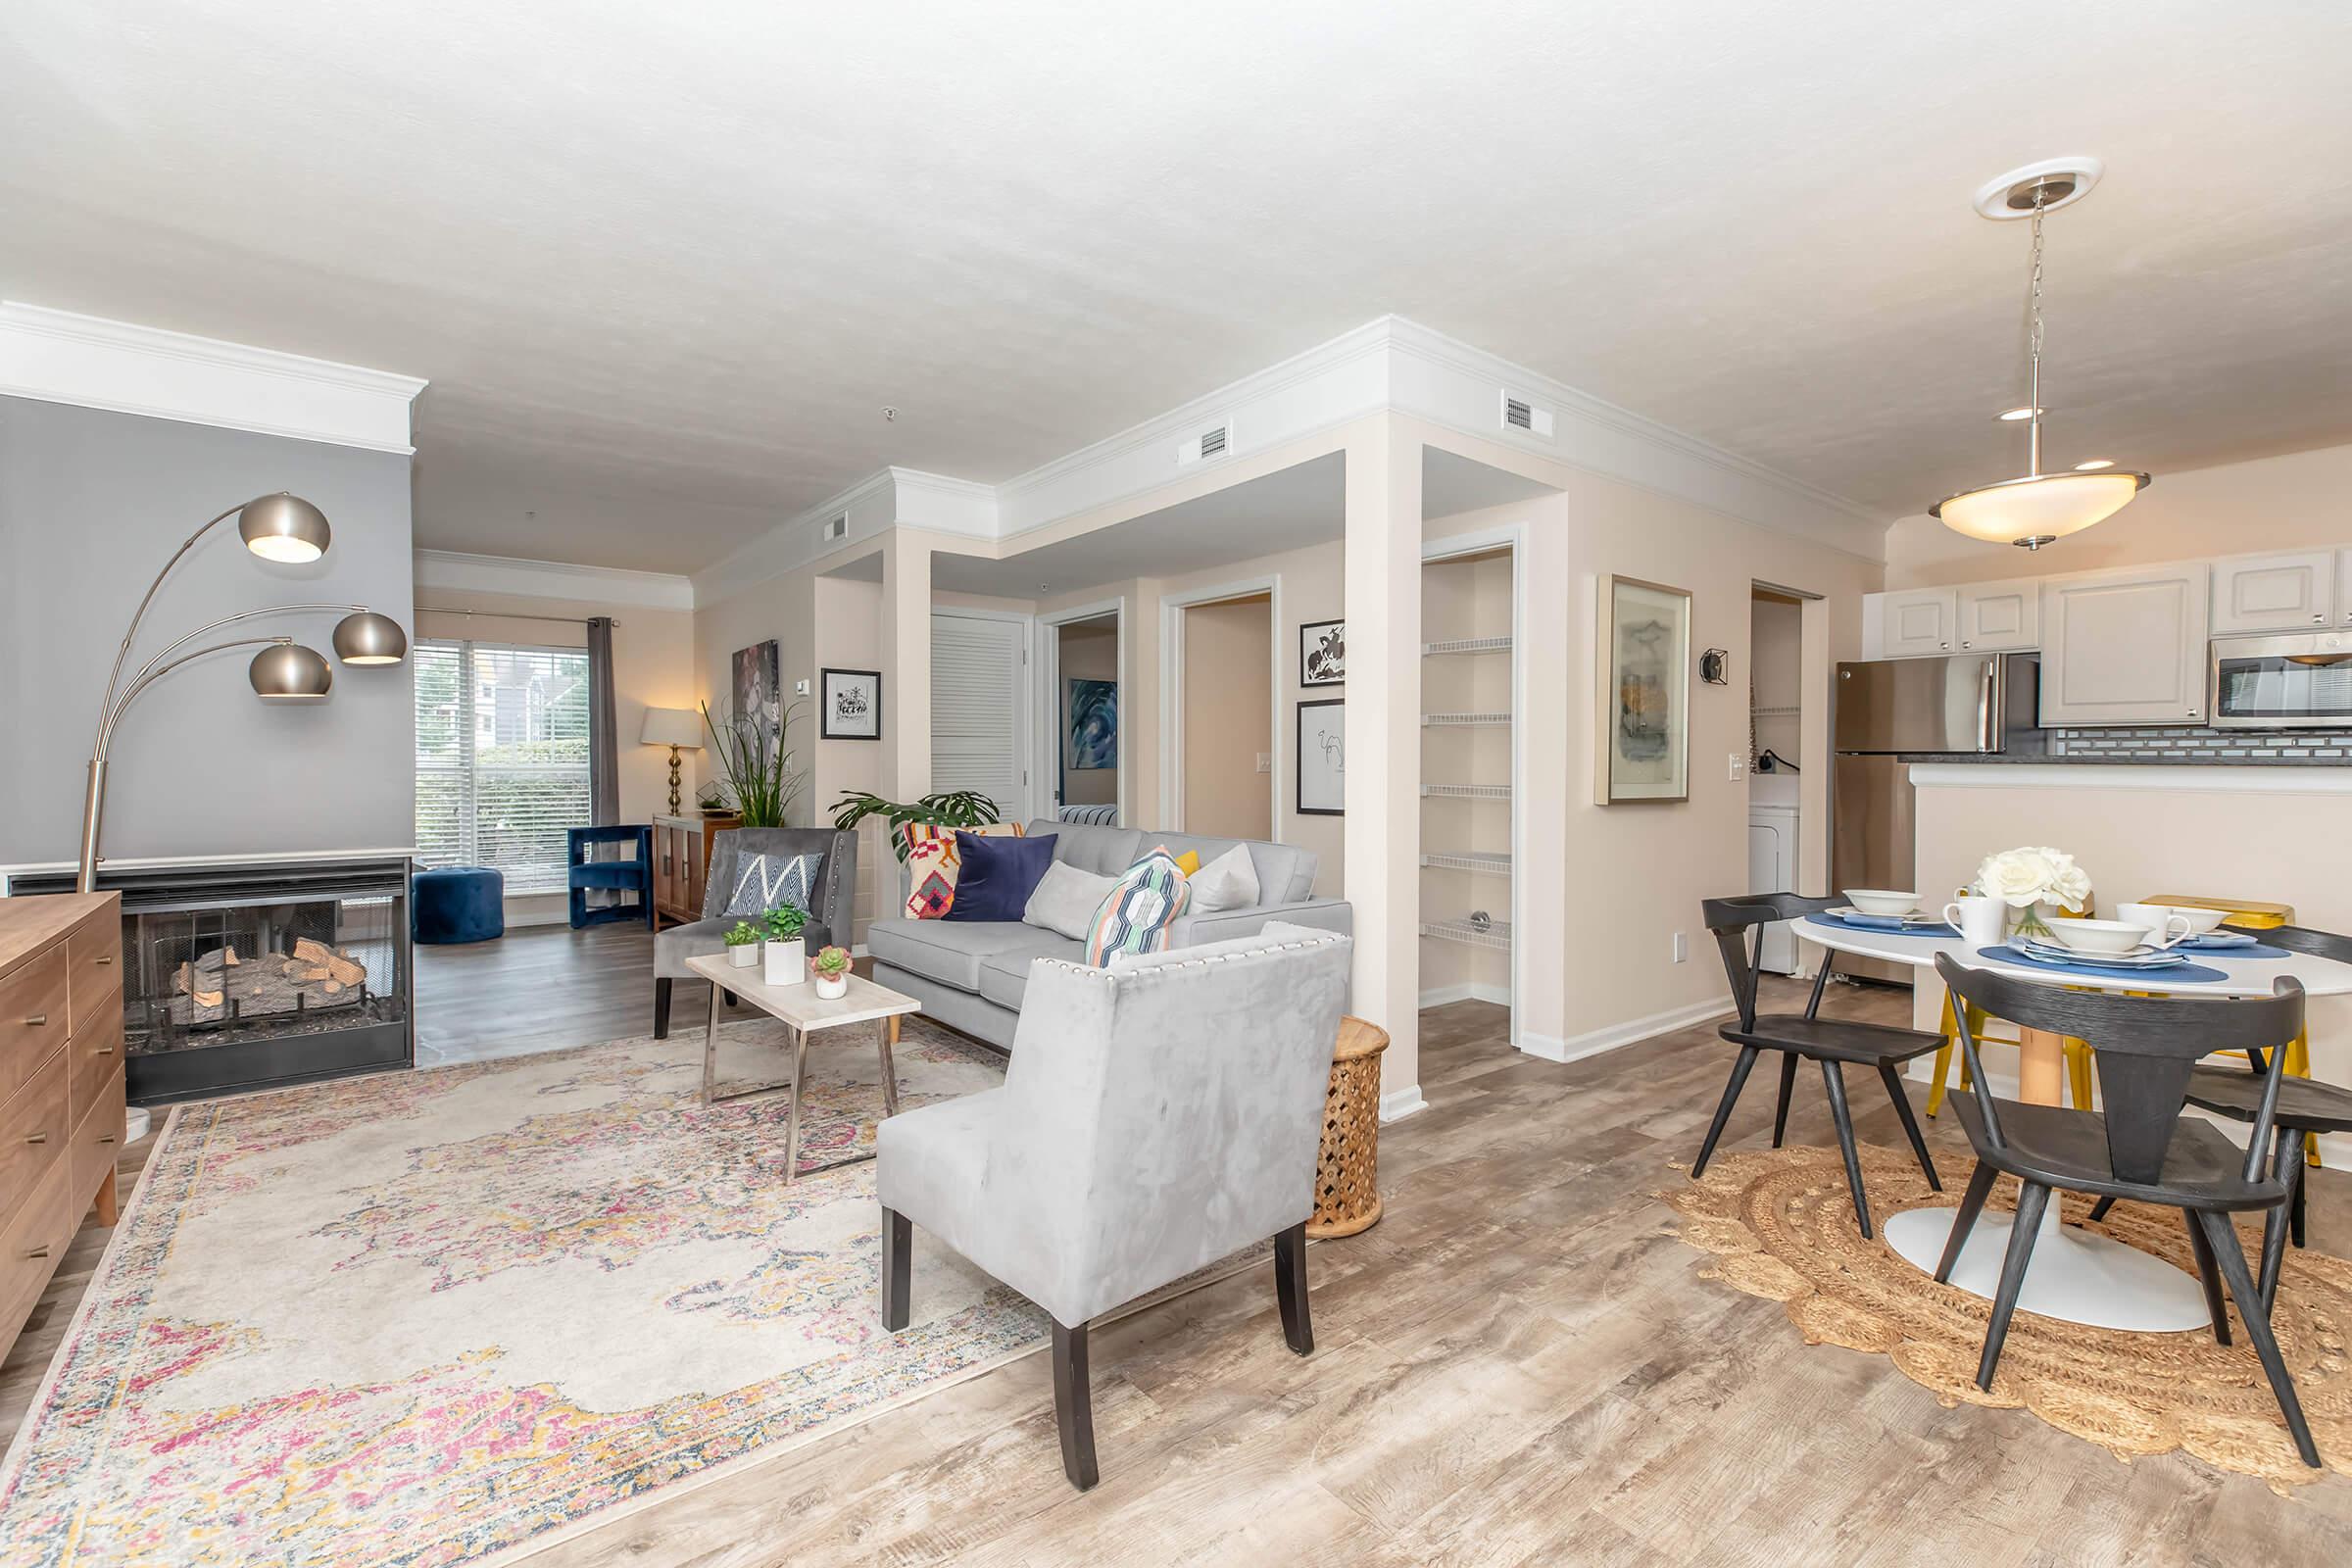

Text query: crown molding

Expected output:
[415,549,694,610]
[887,466,999,538]
[689,467,901,606]
[0,301,425,454]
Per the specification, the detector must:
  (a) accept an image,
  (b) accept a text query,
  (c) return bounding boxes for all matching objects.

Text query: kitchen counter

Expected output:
[1900,750,2352,766]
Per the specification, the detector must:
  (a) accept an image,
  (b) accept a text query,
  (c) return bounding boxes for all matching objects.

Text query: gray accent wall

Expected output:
[0,396,415,867]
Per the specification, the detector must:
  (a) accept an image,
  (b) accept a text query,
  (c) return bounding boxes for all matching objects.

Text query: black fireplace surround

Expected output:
[6,857,413,1104]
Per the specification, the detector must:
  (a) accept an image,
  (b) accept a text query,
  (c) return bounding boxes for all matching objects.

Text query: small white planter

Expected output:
[763,938,807,986]
[813,971,849,1002]
[726,943,760,969]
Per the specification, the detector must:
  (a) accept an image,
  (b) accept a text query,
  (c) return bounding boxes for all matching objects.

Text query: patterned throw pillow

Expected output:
[1084,849,1193,965]
[723,852,821,919]
[901,820,1024,920]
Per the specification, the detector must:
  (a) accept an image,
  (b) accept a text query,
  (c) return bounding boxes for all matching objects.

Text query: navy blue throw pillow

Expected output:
[944,831,1057,922]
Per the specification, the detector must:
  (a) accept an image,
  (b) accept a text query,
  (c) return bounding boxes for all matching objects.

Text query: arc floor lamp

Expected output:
[79,492,411,893]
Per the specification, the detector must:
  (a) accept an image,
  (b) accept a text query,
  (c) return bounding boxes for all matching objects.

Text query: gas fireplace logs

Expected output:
[170,939,369,1024]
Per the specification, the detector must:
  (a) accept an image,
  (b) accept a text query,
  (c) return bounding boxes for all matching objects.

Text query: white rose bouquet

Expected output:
[1973,846,2091,941]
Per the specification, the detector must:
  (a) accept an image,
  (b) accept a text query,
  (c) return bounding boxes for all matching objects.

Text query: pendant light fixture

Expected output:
[1932,160,2150,550]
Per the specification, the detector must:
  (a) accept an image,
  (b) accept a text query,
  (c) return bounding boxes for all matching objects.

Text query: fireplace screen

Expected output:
[135,893,405,1054]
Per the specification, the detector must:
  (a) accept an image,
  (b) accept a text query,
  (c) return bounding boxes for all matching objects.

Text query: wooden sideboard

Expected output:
[651,814,738,928]
[1,893,125,1355]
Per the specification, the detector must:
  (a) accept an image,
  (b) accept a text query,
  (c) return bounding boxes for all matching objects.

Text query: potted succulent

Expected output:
[722,920,762,969]
[761,904,809,986]
[809,944,853,1001]
[698,783,733,818]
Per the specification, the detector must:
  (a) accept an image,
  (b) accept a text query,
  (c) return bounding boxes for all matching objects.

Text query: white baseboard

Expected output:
[1379,1086,1429,1124]
[503,896,571,930]
[1419,981,1511,1008]
[1519,995,1735,1065]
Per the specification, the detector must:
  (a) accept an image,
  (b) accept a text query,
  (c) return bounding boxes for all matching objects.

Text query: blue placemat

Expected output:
[1977,945,2229,984]
[1805,911,1960,939]
[2178,935,2292,959]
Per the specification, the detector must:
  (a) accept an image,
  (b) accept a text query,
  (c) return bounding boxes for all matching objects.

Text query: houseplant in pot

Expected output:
[809,944,852,1001]
[723,920,762,969]
[761,904,808,986]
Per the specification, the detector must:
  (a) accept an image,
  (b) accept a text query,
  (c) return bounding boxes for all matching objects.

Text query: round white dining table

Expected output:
[1795,917,2352,1332]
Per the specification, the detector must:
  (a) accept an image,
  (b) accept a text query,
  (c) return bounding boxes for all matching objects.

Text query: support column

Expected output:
[1343,419,1424,1118]
[881,532,933,804]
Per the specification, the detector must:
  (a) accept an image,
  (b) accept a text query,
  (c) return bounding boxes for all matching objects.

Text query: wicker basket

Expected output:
[1308,1015,1389,1239]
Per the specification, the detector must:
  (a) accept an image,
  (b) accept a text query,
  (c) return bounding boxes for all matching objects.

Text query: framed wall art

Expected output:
[1298,618,1345,686]
[820,667,883,741]
[731,639,782,738]
[1296,698,1345,815]
[1596,576,1690,804]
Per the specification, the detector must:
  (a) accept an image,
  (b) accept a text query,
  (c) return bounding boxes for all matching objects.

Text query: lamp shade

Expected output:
[250,643,333,701]
[639,707,705,748]
[332,610,409,664]
[237,493,332,563]
[1931,469,2149,548]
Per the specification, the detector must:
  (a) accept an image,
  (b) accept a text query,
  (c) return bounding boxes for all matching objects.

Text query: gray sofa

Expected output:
[866,819,1350,1049]
[652,826,858,1038]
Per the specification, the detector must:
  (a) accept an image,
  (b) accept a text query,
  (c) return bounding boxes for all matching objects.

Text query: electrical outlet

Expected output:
[1256,753,1273,774]
[1672,932,1689,963]
[1728,752,1747,781]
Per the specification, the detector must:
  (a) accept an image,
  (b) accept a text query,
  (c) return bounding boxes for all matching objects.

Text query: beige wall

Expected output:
[1056,618,1119,808]
[1909,766,2352,1159]
[417,587,700,925]
[1885,441,2352,589]
[1181,593,1275,840]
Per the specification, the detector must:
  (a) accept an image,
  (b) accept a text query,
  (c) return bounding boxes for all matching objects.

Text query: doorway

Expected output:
[1163,582,1279,838]
[1747,585,1806,973]
[1043,607,1122,825]
[930,608,1032,821]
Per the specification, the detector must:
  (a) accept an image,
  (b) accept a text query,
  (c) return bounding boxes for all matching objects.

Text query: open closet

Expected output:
[1418,539,1520,1041]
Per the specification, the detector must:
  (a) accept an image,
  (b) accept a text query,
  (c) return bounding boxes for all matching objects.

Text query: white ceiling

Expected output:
[6,3,2350,572]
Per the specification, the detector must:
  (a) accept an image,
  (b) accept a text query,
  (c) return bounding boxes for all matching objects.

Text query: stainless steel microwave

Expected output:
[2210,631,2352,728]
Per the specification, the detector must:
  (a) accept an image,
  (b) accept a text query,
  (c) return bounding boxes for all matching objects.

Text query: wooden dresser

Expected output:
[1,893,124,1354]
[651,814,737,927]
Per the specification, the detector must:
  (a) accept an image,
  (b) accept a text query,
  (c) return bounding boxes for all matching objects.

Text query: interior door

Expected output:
[930,612,1030,821]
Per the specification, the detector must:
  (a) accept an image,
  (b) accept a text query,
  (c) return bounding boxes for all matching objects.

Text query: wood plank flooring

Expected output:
[4,950,2346,1564]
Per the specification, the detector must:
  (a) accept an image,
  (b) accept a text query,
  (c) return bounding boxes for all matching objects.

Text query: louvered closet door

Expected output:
[930,612,1030,820]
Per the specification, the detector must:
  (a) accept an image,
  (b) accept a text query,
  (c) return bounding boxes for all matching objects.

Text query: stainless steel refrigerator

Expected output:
[1831,653,2040,984]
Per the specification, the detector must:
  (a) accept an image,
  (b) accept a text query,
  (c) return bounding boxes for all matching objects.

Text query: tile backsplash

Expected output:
[2050,726,2352,762]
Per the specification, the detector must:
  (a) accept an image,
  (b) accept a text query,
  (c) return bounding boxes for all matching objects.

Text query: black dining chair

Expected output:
[1693,894,1947,1240]
[1932,952,2317,1469]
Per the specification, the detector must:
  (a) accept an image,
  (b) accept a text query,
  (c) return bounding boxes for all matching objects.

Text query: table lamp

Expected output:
[640,708,705,814]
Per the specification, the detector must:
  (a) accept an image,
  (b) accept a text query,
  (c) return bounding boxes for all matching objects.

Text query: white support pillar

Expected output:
[881,532,933,803]
[1343,418,1425,1119]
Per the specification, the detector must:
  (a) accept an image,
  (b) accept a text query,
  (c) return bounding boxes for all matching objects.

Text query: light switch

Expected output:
[794,678,811,697]
[1728,753,1747,781]
[1256,753,1273,774]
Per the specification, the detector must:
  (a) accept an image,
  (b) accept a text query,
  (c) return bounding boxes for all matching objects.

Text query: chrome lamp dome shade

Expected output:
[237,493,332,563]
[332,610,409,664]
[250,643,334,700]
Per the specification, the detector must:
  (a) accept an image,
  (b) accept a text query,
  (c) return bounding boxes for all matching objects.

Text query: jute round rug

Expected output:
[1660,1144,2352,1493]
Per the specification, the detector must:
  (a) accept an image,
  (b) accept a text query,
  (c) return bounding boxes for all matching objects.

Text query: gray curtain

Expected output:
[587,616,619,825]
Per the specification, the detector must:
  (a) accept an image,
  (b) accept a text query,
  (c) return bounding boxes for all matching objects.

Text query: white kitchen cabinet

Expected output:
[2211,550,2337,634]
[2339,548,2352,628]
[1877,588,1959,657]
[2038,564,2211,726]
[1956,578,2040,651]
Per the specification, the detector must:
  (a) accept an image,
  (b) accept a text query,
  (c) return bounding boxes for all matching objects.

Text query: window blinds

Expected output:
[415,639,593,893]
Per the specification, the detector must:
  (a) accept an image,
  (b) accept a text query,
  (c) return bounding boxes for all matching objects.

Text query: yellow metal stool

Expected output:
[1932,895,2100,1115]
[2139,895,2312,1163]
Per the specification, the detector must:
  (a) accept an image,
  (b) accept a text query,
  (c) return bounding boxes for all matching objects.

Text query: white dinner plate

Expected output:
[1826,906,1938,925]
[2016,940,2188,969]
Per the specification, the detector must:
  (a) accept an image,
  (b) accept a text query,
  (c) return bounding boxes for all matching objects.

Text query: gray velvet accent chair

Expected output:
[875,922,1353,1491]
[651,827,857,1038]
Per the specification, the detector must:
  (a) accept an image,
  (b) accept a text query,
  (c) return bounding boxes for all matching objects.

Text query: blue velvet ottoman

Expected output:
[413,865,506,944]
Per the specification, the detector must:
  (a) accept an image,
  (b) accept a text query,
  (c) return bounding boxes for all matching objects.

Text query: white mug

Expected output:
[2116,903,2196,950]
[1941,895,2006,948]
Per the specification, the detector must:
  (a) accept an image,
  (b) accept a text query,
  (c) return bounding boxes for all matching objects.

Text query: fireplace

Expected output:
[5,857,412,1103]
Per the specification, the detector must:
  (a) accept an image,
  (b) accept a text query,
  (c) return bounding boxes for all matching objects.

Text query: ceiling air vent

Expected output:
[1175,418,1233,466]
[820,513,848,543]
[1500,389,1555,440]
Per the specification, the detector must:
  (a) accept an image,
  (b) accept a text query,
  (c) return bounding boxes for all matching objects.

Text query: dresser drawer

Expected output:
[0,1158,74,1345]
[67,917,123,1036]
[0,1047,69,1216]
[69,1009,124,1120]
[0,947,71,1102]
[69,1066,125,1221]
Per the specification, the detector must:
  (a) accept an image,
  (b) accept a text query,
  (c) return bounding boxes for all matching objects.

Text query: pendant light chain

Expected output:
[2025,188,2047,478]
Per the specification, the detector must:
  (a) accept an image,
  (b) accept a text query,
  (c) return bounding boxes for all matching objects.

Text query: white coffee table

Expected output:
[683,955,922,1183]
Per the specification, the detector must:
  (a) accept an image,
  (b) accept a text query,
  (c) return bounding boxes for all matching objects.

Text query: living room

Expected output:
[5,6,2352,1564]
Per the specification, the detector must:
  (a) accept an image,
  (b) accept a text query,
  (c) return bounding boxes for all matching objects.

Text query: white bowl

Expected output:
[1843,889,1921,917]
[2144,904,2230,938]
[2043,917,2155,956]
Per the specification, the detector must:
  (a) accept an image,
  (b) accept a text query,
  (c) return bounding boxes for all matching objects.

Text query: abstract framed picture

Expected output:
[1596,575,1690,804]
[1298,618,1345,686]
[731,639,782,738]
[1296,698,1345,815]
[820,667,883,741]
[1066,678,1117,770]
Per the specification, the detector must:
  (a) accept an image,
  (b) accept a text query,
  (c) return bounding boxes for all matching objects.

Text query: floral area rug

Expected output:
[0,1016,1047,1566]
[1662,1144,2352,1493]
